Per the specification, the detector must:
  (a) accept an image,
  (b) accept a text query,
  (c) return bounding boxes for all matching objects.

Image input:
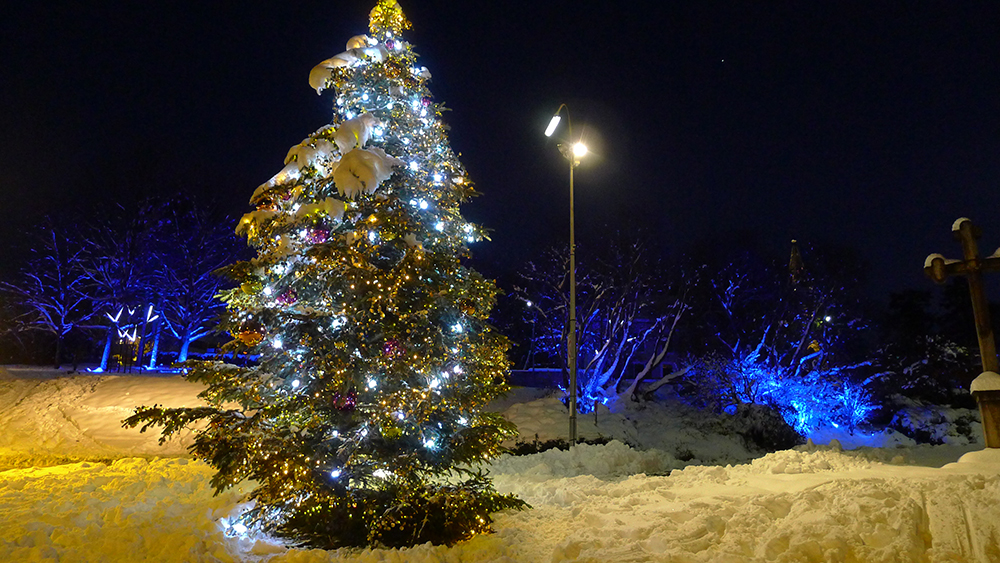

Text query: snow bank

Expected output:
[3,370,1000,561]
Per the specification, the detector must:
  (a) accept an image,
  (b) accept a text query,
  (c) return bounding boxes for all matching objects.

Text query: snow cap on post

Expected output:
[971,371,1000,394]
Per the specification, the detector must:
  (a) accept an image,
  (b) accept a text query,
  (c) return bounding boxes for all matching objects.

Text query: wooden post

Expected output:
[925,217,1000,447]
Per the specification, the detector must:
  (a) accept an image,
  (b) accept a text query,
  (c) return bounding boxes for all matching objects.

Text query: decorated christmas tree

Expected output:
[126,0,525,548]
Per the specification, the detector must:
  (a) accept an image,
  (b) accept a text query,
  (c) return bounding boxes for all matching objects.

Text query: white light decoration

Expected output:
[453,365,463,374]
[458,417,468,425]
[373,469,390,479]
[331,316,347,329]
[411,100,420,109]
[368,230,378,242]
[463,224,473,233]
[433,173,442,182]
[361,93,369,101]
[824,316,833,322]
[291,379,300,388]
[292,203,301,212]
[373,126,383,137]
[526,300,533,307]
[263,286,273,296]
[418,199,428,210]
[299,228,308,238]
[330,469,342,479]
[394,411,405,420]
[402,137,411,145]
[423,438,436,449]
[367,378,377,390]
[331,430,340,438]
[435,221,445,231]
[345,111,355,119]
[409,161,418,170]
[272,338,283,349]
[452,323,463,333]
[467,235,475,243]
[429,378,441,389]
[420,109,427,117]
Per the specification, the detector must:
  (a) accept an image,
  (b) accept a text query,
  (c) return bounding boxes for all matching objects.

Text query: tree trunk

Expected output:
[179,330,192,363]
[147,319,162,369]
[100,328,113,371]
[54,333,63,369]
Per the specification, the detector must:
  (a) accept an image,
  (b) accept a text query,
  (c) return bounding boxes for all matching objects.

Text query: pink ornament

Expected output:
[383,339,404,357]
[276,289,298,305]
[307,229,329,244]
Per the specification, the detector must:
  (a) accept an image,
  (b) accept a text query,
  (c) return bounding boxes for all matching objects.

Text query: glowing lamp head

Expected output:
[572,142,588,158]
[544,114,561,137]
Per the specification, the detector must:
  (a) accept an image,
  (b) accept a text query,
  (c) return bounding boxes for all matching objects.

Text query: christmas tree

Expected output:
[126,0,526,548]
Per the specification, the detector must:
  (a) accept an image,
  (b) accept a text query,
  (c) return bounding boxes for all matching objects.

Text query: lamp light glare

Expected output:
[544,114,561,137]
[572,142,588,158]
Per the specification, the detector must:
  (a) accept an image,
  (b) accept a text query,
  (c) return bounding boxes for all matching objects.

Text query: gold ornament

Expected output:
[369,0,412,37]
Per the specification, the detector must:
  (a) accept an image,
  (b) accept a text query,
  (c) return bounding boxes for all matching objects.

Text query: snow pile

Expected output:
[0,367,205,469]
[2,369,1000,562]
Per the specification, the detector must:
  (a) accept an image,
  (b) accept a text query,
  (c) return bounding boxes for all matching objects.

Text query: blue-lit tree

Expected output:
[2,218,96,368]
[149,197,245,363]
[514,236,690,409]
[83,204,158,371]
[126,1,524,548]
[684,244,877,436]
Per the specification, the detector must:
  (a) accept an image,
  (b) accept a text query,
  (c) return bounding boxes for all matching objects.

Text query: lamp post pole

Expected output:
[567,120,578,445]
[545,104,586,445]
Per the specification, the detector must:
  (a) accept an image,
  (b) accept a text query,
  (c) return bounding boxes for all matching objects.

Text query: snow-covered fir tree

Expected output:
[127,0,525,548]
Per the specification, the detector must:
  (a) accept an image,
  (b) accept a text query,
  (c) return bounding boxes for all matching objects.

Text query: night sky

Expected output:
[3,1,999,301]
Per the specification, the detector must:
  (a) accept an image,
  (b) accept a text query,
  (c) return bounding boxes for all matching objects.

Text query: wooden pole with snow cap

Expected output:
[924,217,1000,447]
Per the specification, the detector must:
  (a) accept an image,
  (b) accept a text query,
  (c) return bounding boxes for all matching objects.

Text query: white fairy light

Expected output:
[423,438,436,449]
[453,365,463,374]
[367,378,377,390]
[361,92,369,101]
[291,379,300,388]
[272,338,283,349]
[263,286,273,296]
[419,199,428,210]
[409,161,418,170]
[435,221,444,231]
[330,469,342,479]
[452,323,463,333]
[373,469,390,479]
[458,417,468,426]
[433,173,442,182]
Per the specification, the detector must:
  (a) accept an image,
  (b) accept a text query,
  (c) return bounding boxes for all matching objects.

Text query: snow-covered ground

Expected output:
[2,366,998,562]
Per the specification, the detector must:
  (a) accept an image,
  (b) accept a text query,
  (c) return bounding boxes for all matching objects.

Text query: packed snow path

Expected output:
[2,368,999,562]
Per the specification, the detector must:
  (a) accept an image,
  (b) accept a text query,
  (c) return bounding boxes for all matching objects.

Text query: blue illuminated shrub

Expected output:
[687,351,877,437]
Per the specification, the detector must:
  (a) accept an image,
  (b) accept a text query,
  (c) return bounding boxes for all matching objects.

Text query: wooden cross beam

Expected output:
[925,218,1000,373]
[925,218,1000,448]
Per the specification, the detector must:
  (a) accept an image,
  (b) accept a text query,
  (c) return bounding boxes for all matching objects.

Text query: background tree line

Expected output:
[0,195,247,370]
[495,230,1000,442]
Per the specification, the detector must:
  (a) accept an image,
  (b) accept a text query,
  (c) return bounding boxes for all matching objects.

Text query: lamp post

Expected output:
[544,104,587,445]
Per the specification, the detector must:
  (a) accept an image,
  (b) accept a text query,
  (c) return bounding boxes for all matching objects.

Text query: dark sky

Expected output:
[3,1,999,301]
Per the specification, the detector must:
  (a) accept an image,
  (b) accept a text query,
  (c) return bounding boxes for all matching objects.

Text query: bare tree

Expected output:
[151,199,242,362]
[2,219,96,367]
[514,236,691,409]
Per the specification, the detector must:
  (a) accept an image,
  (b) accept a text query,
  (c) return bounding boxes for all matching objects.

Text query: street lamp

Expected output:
[544,104,587,444]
